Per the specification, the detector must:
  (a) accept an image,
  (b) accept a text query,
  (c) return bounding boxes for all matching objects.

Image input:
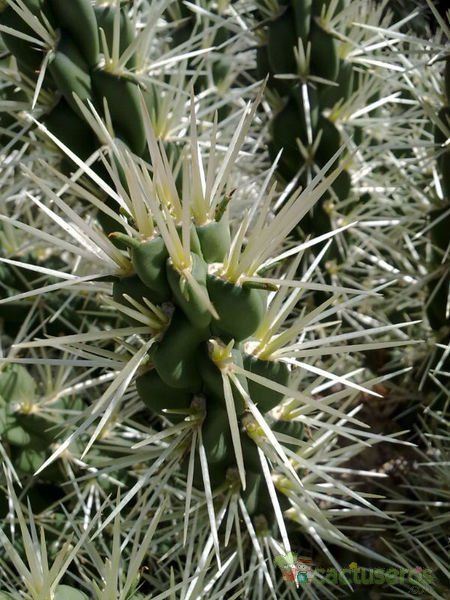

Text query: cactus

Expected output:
[252,0,397,295]
[1,1,450,598]
[0,77,411,594]
[84,105,356,527]
[429,55,450,344]
[0,0,145,155]
[254,1,354,233]
[165,1,235,95]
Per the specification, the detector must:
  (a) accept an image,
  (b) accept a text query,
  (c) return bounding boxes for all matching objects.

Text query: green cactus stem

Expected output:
[198,343,246,414]
[110,233,171,304]
[196,218,231,263]
[48,0,99,66]
[136,368,192,418]
[207,274,267,341]
[242,354,289,413]
[166,253,213,329]
[152,310,209,391]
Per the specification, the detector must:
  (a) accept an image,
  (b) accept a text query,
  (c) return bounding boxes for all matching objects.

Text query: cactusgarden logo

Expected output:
[274,552,434,589]
[274,552,314,587]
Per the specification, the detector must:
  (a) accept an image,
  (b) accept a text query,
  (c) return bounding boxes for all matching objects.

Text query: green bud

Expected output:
[54,585,89,600]
[243,355,289,413]
[3,423,32,447]
[196,219,231,263]
[319,60,354,109]
[136,368,192,419]
[48,33,94,117]
[256,43,291,96]
[166,253,212,329]
[13,446,61,481]
[153,310,209,391]
[49,0,99,66]
[113,274,166,318]
[202,405,232,465]
[95,3,136,68]
[111,234,171,303]
[0,364,36,405]
[309,22,339,82]
[207,275,267,341]
[92,69,146,155]
[315,116,341,166]
[267,6,297,75]
[271,98,307,180]
[291,0,312,44]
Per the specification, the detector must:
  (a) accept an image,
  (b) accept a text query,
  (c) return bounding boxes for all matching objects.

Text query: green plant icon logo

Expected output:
[297,572,309,583]
[274,552,314,585]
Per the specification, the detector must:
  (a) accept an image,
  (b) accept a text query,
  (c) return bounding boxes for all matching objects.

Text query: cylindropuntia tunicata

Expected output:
[18,87,403,556]
[253,0,388,275]
[255,1,354,192]
[428,55,450,338]
[0,0,146,154]
[0,364,77,481]
[0,1,190,192]
[1,2,444,597]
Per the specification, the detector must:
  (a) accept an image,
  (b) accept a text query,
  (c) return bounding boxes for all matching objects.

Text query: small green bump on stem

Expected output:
[49,0,99,66]
[136,369,192,421]
[54,585,89,600]
[91,68,146,155]
[196,219,231,263]
[242,354,289,413]
[207,274,267,340]
[166,253,214,328]
[153,310,209,391]
[48,33,94,117]
[202,404,232,465]
[110,233,171,302]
